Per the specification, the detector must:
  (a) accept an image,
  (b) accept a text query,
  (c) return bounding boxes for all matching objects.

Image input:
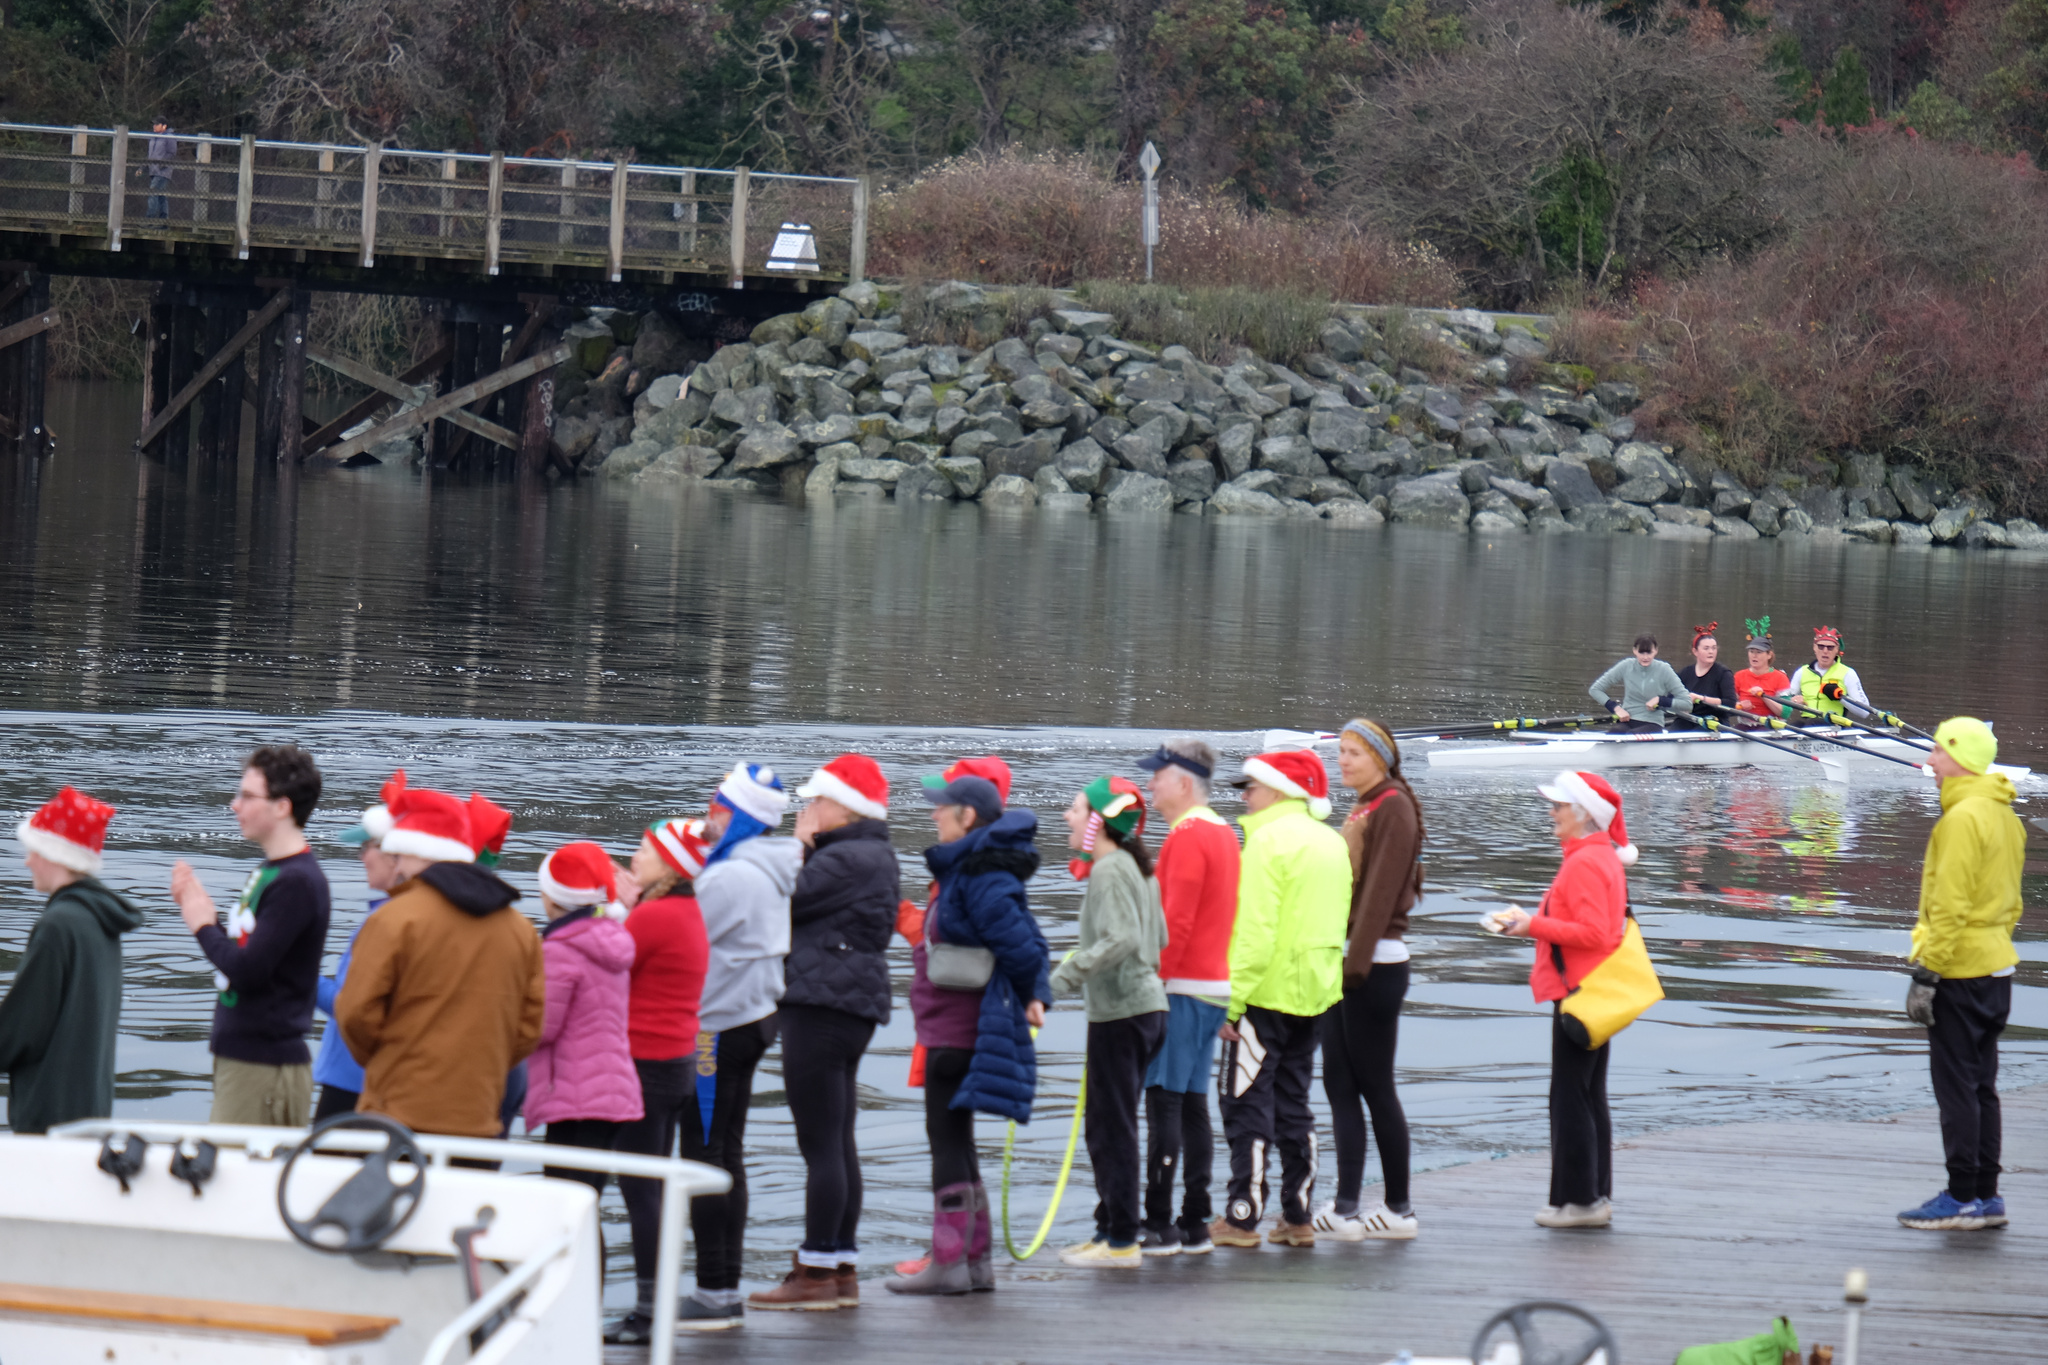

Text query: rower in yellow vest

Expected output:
[1785,625,1871,724]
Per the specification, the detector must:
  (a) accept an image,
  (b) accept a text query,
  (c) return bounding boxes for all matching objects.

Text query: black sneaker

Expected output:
[603,1311,653,1346]
[1177,1220,1215,1255]
[678,1297,743,1332]
[1136,1224,1183,1258]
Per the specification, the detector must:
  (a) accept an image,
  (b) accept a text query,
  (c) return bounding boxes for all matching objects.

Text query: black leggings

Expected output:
[1549,1008,1612,1209]
[542,1118,623,1196]
[924,1046,980,1189]
[614,1016,773,1295]
[1319,961,1412,1211]
[781,1003,877,1257]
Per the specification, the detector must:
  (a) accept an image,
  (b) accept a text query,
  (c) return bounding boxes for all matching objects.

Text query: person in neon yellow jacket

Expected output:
[1208,749,1350,1251]
[1898,717,2026,1234]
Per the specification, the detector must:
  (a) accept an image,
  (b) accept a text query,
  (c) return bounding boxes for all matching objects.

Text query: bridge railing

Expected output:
[0,124,867,283]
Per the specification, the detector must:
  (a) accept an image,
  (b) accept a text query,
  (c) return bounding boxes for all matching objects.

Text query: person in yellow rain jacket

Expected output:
[1897,717,2026,1233]
[1209,749,1350,1251]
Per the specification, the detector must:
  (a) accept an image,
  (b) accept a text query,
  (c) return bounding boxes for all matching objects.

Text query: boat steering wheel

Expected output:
[1470,1300,1618,1365]
[277,1113,428,1255]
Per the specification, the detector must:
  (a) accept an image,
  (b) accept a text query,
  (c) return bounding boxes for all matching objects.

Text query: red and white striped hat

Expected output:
[538,842,620,911]
[647,816,711,880]
[1233,749,1332,819]
[381,788,477,864]
[796,753,889,820]
[1536,770,1638,867]
[17,786,117,876]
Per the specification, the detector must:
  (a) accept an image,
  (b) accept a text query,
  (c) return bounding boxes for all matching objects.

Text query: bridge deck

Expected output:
[0,124,864,290]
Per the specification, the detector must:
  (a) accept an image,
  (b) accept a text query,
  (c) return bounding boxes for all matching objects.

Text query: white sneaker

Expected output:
[1535,1201,1611,1228]
[1353,1202,1420,1240]
[1310,1200,1367,1242]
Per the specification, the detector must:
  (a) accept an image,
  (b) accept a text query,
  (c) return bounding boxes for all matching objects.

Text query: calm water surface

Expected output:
[1,382,2044,1290]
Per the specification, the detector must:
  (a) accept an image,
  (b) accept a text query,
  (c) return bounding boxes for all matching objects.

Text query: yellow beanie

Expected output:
[1934,717,1997,774]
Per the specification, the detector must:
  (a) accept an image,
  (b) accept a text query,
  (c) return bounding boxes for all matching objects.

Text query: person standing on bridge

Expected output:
[146,119,175,220]
[1897,718,2025,1232]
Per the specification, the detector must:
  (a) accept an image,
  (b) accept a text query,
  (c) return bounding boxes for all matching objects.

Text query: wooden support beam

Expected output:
[0,274,31,316]
[142,294,171,454]
[0,310,57,353]
[608,158,629,283]
[729,167,748,288]
[315,344,570,465]
[301,344,450,454]
[236,135,254,259]
[164,302,197,462]
[107,127,128,252]
[445,320,479,462]
[306,343,514,450]
[485,152,504,276]
[134,290,291,452]
[254,301,282,457]
[277,290,310,462]
[360,144,383,267]
[850,175,869,284]
[197,305,229,457]
[18,273,50,455]
[518,328,562,479]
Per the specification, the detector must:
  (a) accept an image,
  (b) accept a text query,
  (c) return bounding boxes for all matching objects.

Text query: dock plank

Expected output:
[605,1084,2047,1364]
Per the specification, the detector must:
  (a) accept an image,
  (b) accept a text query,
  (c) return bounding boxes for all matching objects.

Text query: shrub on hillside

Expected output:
[1616,128,2048,514]
[869,150,1461,306]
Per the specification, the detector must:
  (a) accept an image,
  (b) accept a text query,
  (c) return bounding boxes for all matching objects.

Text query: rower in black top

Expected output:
[1672,622,1737,729]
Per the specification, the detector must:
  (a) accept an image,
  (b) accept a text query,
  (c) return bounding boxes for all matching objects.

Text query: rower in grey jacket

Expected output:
[1589,634,1693,732]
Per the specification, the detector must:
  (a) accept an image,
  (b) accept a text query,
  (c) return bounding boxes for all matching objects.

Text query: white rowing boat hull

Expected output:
[1424,729,2030,778]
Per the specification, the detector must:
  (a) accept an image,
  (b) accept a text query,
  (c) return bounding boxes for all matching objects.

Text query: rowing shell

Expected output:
[1424,728,2034,779]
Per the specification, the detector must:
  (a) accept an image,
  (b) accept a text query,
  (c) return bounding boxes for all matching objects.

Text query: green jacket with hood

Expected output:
[1228,799,1350,1021]
[0,877,145,1133]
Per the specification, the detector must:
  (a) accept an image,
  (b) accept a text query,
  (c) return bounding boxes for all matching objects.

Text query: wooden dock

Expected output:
[608,1084,2047,1363]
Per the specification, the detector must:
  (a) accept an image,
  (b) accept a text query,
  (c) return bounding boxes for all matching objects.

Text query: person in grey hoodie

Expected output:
[1051,776,1169,1270]
[1588,634,1693,732]
[664,764,801,1327]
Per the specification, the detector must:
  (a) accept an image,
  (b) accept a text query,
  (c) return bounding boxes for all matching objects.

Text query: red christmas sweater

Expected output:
[1733,667,1791,716]
[1155,807,1240,996]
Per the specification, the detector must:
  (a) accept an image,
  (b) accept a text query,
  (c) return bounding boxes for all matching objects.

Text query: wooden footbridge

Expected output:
[0,122,869,470]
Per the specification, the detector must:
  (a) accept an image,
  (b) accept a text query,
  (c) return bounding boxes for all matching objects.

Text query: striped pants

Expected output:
[1219,1006,1320,1229]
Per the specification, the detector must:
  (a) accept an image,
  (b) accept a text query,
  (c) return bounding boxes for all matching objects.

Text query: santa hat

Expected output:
[381,788,477,864]
[1536,770,1638,867]
[538,842,621,913]
[467,793,513,867]
[339,770,406,848]
[1235,750,1332,819]
[17,786,116,876]
[713,763,788,826]
[796,754,889,820]
[922,756,1013,803]
[648,815,712,879]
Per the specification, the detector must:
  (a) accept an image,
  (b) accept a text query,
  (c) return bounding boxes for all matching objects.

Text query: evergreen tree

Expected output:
[1820,45,1873,128]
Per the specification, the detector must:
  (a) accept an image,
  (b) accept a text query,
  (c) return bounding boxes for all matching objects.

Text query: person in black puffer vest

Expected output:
[750,753,903,1312]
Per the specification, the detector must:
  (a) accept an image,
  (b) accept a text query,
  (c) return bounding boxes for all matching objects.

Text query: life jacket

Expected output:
[1797,659,1853,718]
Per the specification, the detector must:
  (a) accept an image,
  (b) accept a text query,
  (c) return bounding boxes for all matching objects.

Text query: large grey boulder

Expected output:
[634,447,725,485]
[1471,509,1525,537]
[1053,308,1116,337]
[1056,438,1112,493]
[1473,490,1529,527]
[1308,407,1369,455]
[1843,518,1895,544]
[1889,468,1937,522]
[1388,473,1471,529]
[1216,419,1258,478]
[1611,476,1669,505]
[1797,487,1846,527]
[794,413,860,449]
[1256,435,1323,477]
[1322,499,1386,527]
[1650,520,1713,541]
[1102,472,1175,515]
[1747,502,1781,536]
[1613,445,1683,489]
[1779,507,1816,536]
[1114,418,1176,476]
[935,456,987,498]
[980,474,1041,509]
[730,423,803,470]
[1892,520,1934,545]
[1167,458,1218,502]
[1961,520,2013,549]
[1844,452,1886,490]
[1712,515,1761,540]
[1653,504,1713,528]
[986,432,1062,479]
[711,384,779,428]
[1543,461,1605,512]
[895,463,956,500]
[1567,502,1637,534]
[2004,518,2048,549]
[1122,370,1187,405]
[1929,503,1976,543]
[838,457,907,485]
[842,330,910,363]
[1209,482,1289,516]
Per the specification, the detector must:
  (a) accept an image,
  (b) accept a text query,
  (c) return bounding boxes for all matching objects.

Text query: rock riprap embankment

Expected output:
[570,281,2046,549]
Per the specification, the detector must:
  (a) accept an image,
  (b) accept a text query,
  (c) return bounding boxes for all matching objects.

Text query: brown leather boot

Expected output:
[1266,1220,1315,1247]
[836,1264,859,1308]
[747,1253,842,1311]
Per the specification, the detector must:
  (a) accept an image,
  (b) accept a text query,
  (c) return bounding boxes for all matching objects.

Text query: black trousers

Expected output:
[780,1003,877,1257]
[615,1015,774,1295]
[543,1118,624,1196]
[1085,1012,1167,1245]
[313,1084,360,1123]
[924,1046,981,1189]
[1931,975,2010,1201]
[1220,1005,1320,1228]
[1549,1008,1612,1209]
[1319,962,1412,1211]
[1142,1088,1217,1234]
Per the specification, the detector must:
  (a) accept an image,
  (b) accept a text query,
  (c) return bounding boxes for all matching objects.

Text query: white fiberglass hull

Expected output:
[1422,728,2032,779]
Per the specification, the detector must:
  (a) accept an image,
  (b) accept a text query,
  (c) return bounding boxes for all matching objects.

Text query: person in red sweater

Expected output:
[1495,769,1632,1231]
[1132,737,1240,1256]
[607,816,718,1339]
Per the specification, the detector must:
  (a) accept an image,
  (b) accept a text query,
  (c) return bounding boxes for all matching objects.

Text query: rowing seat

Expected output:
[0,1281,398,1357]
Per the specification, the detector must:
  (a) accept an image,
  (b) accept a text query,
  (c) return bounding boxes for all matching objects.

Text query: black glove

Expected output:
[1821,681,1845,702]
[1905,965,1939,1028]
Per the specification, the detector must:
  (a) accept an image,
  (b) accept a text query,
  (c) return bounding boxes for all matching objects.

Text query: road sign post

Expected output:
[1138,141,1160,283]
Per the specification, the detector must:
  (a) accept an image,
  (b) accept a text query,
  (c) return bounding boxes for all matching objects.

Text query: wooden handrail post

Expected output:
[68,126,87,219]
[441,153,457,240]
[679,170,697,258]
[486,152,504,276]
[236,135,254,259]
[107,125,128,252]
[729,167,748,289]
[193,139,211,225]
[850,174,869,284]
[316,147,334,232]
[360,143,383,267]
[558,162,576,246]
[608,158,629,282]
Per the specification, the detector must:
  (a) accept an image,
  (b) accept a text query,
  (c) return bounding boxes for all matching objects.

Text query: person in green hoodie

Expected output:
[1897,717,2027,1232]
[3,787,145,1134]
[1211,748,1350,1251]
[1052,776,1169,1271]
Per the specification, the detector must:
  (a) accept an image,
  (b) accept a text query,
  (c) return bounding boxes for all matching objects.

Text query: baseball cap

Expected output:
[922,774,1003,827]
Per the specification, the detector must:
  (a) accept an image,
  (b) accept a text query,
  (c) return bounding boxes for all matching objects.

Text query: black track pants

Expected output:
[1549,1008,1611,1209]
[1319,962,1412,1211]
[1930,975,2010,1201]
[1220,1006,1320,1228]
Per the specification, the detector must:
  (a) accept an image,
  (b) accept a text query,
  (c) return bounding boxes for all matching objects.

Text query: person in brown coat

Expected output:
[1311,718,1423,1241]
[336,787,545,1138]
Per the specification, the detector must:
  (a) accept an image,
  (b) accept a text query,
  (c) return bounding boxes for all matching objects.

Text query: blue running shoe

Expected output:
[1898,1190,1987,1230]
[1978,1195,2008,1227]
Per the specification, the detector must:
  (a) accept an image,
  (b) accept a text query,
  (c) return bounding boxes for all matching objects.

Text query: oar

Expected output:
[1843,698,1941,746]
[1695,701,1927,773]
[1393,714,1604,740]
[1776,696,1933,753]
[1688,708,1849,782]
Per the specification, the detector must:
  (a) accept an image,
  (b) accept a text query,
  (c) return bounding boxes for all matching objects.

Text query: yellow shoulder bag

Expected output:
[1550,908,1663,1049]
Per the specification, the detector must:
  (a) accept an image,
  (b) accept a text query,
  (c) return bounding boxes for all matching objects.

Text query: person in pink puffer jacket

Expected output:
[527,842,644,1229]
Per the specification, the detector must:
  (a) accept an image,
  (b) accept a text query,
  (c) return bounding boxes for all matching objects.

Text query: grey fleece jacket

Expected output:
[1049,845,1168,1023]
[693,836,803,1034]
[1588,656,1693,727]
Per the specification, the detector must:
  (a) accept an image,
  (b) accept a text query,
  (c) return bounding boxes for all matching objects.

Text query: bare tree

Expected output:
[1330,1,1786,305]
